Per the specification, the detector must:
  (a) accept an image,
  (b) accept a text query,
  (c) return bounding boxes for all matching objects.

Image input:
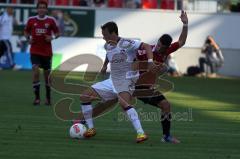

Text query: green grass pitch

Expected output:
[0,70,240,159]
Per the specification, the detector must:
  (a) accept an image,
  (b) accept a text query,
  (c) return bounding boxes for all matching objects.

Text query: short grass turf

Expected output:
[0,70,240,159]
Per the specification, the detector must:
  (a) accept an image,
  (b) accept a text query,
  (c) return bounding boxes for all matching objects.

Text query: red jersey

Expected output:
[135,42,180,86]
[137,42,180,63]
[24,16,59,57]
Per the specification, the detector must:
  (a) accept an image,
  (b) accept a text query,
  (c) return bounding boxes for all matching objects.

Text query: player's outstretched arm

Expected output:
[178,10,188,47]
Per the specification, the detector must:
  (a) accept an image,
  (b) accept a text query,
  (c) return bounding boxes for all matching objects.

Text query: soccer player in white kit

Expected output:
[0,7,19,69]
[80,21,154,143]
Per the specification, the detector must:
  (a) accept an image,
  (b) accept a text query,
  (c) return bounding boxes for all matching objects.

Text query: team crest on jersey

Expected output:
[45,23,49,28]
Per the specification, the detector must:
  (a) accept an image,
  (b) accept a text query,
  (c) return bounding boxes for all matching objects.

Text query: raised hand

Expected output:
[180,10,188,25]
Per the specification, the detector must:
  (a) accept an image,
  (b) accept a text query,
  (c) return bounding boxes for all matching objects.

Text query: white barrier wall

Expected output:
[11,8,240,76]
[95,9,240,49]
[53,38,240,76]
[172,48,240,77]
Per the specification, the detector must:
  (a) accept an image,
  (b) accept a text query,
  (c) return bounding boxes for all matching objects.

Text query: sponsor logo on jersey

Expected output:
[111,50,127,63]
[36,28,47,34]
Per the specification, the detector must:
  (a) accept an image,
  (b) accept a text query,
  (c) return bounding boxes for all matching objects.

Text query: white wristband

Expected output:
[148,59,153,62]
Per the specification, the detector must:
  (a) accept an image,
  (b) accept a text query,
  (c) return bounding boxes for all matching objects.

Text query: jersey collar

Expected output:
[36,15,48,20]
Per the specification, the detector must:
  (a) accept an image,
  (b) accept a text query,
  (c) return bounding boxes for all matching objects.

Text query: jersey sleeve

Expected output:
[132,39,142,51]
[120,39,142,52]
[51,18,60,34]
[167,42,180,55]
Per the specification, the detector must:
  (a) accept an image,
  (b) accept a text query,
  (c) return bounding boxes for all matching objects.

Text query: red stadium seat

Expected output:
[142,0,158,9]
[72,0,80,6]
[108,0,123,8]
[160,0,175,10]
[55,0,69,6]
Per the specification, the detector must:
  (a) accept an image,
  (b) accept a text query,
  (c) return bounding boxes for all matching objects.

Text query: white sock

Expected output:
[126,107,144,134]
[81,104,94,129]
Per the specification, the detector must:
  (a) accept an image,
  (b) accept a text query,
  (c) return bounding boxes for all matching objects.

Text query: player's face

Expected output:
[37,4,48,17]
[156,41,167,53]
[102,28,114,43]
[6,7,14,16]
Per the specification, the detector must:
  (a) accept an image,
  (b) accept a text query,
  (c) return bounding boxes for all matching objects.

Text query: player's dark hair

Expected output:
[159,34,172,47]
[101,21,118,35]
[37,1,48,9]
[205,38,211,44]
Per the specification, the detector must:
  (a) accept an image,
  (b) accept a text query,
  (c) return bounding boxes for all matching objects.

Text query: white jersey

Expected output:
[0,12,13,40]
[104,38,141,93]
[105,38,141,80]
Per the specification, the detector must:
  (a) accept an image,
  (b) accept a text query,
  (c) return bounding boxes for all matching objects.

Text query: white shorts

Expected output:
[91,75,137,101]
[91,79,118,101]
[111,78,135,95]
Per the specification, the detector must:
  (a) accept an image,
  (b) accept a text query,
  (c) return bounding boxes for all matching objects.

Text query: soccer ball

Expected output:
[69,123,87,139]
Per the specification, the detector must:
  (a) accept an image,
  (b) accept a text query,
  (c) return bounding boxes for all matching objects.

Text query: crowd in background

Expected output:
[1,0,173,9]
[0,0,240,12]
[0,1,229,76]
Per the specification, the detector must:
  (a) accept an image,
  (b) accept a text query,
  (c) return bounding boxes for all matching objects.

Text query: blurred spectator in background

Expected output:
[142,0,157,9]
[0,7,21,70]
[108,0,123,8]
[55,0,69,6]
[79,0,88,6]
[167,54,181,77]
[160,0,174,10]
[51,10,65,35]
[124,0,141,8]
[20,0,35,4]
[199,36,224,77]
[92,0,106,8]
[66,0,89,6]
[177,0,183,10]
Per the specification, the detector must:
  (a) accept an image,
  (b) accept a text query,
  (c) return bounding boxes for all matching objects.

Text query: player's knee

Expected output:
[80,89,96,102]
[159,100,171,113]
[32,64,39,70]
[80,94,91,103]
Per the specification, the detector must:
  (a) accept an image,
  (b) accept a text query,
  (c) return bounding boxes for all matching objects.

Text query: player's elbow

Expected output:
[179,40,186,47]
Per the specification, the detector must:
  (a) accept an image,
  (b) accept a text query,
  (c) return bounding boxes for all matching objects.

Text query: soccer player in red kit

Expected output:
[134,10,188,143]
[24,1,60,105]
